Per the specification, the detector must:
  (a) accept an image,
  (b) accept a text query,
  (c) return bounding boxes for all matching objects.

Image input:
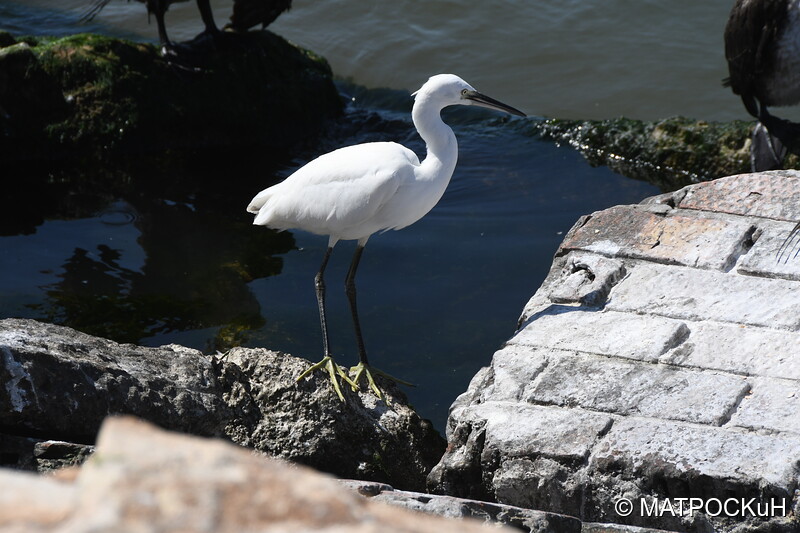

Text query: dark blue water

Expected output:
[0,3,661,432]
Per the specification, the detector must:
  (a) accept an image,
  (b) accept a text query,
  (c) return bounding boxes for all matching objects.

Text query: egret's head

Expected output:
[412,74,526,117]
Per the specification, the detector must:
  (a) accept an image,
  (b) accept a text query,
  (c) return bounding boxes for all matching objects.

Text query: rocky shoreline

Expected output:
[4,172,800,533]
[3,28,800,533]
[429,170,800,533]
[2,29,797,187]
[0,318,443,492]
[0,30,342,162]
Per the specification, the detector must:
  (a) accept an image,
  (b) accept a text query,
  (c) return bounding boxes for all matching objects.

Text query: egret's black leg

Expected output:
[345,245,368,365]
[316,247,333,356]
[346,245,413,399]
[297,247,355,401]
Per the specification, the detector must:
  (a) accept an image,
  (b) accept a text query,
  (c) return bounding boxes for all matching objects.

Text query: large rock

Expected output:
[217,346,446,490]
[0,416,507,533]
[0,318,443,491]
[0,31,342,161]
[428,171,800,533]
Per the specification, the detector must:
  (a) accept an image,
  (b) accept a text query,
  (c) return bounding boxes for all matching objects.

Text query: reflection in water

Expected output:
[9,154,296,352]
[32,204,293,350]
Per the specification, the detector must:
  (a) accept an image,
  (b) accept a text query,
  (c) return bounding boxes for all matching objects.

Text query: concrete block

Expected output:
[606,263,800,330]
[547,253,627,306]
[524,351,750,425]
[661,322,800,381]
[591,417,800,494]
[463,402,613,462]
[512,308,688,364]
[560,205,755,271]
[482,345,548,402]
[729,377,800,434]
[677,171,800,221]
[736,219,800,281]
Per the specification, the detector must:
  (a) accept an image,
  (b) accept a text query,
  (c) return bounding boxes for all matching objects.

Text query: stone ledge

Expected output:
[430,171,800,533]
[0,318,444,492]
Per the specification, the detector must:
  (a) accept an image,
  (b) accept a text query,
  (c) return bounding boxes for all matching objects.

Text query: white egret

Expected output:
[247,74,525,401]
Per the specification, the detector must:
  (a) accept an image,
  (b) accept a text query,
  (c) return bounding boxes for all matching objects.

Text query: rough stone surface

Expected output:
[0,319,228,442]
[429,172,800,533]
[559,205,756,271]
[523,351,749,425]
[217,346,446,491]
[0,318,444,491]
[604,263,800,329]
[511,308,687,364]
[0,417,506,533]
[0,31,342,161]
[342,479,582,533]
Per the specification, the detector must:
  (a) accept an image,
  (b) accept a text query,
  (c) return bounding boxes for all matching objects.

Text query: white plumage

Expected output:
[247,73,525,400]
[248,142,426,243]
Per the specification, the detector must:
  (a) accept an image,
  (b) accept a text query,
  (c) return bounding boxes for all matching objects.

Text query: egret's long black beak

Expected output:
[464,90,526,117]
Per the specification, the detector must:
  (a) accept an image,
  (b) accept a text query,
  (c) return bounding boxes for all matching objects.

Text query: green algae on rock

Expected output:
[0,31,342,160]
[531,116,800,191]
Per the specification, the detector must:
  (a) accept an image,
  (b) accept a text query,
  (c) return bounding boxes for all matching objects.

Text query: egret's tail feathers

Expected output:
[253,207,277,227]
[247,188,274,214]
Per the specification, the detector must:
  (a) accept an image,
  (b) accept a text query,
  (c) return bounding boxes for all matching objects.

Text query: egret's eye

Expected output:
[461,89,469,96]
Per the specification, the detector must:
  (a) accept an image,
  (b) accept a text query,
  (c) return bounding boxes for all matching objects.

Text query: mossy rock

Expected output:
[0,31,342,160]
[532,116,800,190]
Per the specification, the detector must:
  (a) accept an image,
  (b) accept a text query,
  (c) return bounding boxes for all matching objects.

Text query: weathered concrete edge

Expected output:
[342,480,677,533]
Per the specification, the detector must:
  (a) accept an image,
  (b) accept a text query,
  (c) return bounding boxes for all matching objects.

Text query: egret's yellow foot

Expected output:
[349,362,414,400]
[296,356,357,402]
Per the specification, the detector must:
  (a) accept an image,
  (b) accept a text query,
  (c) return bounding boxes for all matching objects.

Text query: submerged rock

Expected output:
[0,318,443,491]
[532,116,800,190]
[0,31,342,161]
[429,171,800,533]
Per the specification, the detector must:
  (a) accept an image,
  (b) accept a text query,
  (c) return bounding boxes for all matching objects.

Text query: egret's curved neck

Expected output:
[412,95,458,181]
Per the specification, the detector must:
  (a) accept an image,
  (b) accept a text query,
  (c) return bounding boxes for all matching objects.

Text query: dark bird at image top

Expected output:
[724,0,800,262]
[81,0,292,50]
[724,0,800,171]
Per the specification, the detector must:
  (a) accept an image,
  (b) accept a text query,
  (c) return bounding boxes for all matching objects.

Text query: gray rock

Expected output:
[217,346,445,491]
[0,318,444,490]
[341,479,583,533]
[512,308,687,364]
[429,172,800,533]
[32,441,95,471]
[604,263,800,329]
[559,205,756,271]
[660,321,800,380]
[0,319,228,442]
[524,351,749,425]
[0,435,94,471]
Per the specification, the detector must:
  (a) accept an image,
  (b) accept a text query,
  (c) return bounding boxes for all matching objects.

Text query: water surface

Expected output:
[12,0,773,120]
